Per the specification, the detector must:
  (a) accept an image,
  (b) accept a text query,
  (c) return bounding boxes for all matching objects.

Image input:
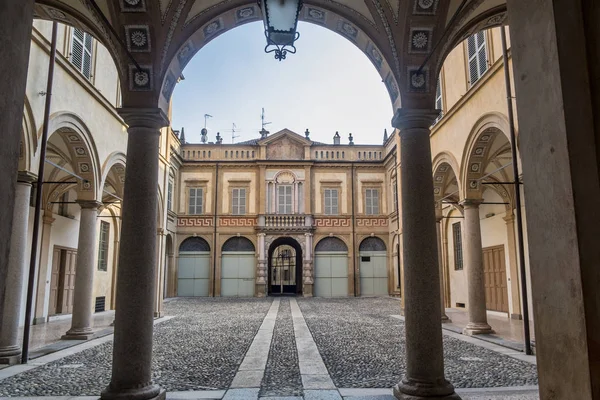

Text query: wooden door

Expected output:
[483,245,509,312]
[48,247,61,316]
[62,250,76,314]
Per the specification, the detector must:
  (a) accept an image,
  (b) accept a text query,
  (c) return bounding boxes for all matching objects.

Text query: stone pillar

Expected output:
[436,216,451,323]
[101,108,168,400]
[0,173,35,364]
[34,212,55,324]
[62,201,101,340]
[256,233,267,297]
[460,199,493,335]
[506,2,600,397]
[154,229,164,318]
[392,108,459,400]
[503,211,522,319]
[0,0,35,331]
[303,232,313,297]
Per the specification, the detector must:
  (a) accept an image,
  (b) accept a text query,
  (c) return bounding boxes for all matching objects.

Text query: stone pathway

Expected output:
[0,297,539,399]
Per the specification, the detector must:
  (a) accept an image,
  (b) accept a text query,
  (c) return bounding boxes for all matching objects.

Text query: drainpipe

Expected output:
[212,162,219,297]
[22,21,58,364]
[351,163,357,296]
[395,163,401,293]
[501,27,532,355]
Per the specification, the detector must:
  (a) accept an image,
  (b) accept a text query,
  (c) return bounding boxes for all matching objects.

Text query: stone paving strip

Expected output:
[230,298,280,389]
[259,299,303,397]
[289,298,336,392]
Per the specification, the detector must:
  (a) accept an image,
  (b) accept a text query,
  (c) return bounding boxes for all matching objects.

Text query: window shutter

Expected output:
[188,188,195,214]
[71,29,84,72]
[197,188,203,214]
[332,189,338,214]
[239,188,246,214]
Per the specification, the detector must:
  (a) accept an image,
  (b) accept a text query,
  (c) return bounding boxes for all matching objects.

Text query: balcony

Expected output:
[257,214,314,232]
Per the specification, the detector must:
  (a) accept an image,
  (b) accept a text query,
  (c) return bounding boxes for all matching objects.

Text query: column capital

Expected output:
[503,209,515,222]
[392,108,439,130]
[42,213,55,225]
[76,200,102,210]
[460,198,483,209]
[17,171,37,184]
[118,107,169,130]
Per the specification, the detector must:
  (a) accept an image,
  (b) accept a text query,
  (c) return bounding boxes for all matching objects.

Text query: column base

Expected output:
[303,283,313,297]
[153,312,162,318]
[463,322,494,335]
[256,283,267,297]
[33,317,46,325]
[441,315,452,324]
[101,385,165,400]
[0,346,22,365]
[393,380,461,400]
[62,327,95,340]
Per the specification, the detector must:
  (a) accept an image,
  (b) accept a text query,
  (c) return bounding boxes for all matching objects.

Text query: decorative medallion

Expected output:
[384,72,399,103]
[162,72,176,101]
[433,187,441,195]
[177,41,195,68]
[337,20,359,41]
[407,67,429,92]
[365,42,383,70]
[470,163,481,173]
[79,163,90,173]
[74,147,87,157]
[82,181,92,191]
[203,18,224,40]
[469,180,479,189]
[473,146,485,156]
[439,165,449,172]
[45,6,68,21]
[479,134,491,142]
[305,7,326,24]
[67,134,81,142]
[486,13,507,27]
[435,175,443,182]
[235,6,258,24]
[120,0,146,12]
[128,64,153,91]
[409,28,433,53]
[125,25,151,52]
[414,0,439,15]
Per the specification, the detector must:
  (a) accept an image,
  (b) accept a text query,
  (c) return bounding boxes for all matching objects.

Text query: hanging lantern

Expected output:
[259,0,303,61]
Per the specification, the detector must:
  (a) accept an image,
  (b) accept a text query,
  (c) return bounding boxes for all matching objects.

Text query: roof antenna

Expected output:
[202,114,212,144]
[260,107,272,139]
[231,123,239,144]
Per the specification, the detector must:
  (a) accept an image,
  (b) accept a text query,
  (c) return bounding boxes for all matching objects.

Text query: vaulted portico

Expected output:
[1,1,599,400]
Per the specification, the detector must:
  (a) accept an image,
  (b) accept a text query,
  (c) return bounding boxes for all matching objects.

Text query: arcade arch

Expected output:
[221,236,256,297]
[314,236,349,297]
[358,236,388,296]
[177,236,211,297]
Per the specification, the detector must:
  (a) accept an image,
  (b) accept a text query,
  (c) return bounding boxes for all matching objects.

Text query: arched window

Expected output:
[222,236,255,252]
[359,237,387,252]
[315,237,348,252]
[179,236,210,252]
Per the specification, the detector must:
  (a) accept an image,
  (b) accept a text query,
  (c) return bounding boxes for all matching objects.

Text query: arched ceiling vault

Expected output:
[34,0,507,115]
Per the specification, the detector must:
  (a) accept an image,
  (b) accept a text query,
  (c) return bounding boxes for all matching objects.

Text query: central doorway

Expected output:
[268,237,303,296]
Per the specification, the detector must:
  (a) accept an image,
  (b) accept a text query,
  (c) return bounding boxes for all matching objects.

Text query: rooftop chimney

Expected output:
[383,128,388,143]
[180,127,186,144]
[260,128,269,139]
[333,131,341,145]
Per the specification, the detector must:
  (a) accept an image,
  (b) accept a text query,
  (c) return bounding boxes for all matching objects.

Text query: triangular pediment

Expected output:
[261,129,309,160]
[259,129,312,146]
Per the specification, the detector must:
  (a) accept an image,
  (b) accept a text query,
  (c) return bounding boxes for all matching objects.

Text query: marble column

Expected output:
[101,108,168,400]
[154,229,164,318]
[34,212,55,324]
[62,201,101,340]
[460,199,493,335]
[0,0,35,335]
[503,211,522,319]
[0,173,35,364]
[303,232,313,297]
[436,216,451,323]
[256,233,267,297]
[392,108,459,400]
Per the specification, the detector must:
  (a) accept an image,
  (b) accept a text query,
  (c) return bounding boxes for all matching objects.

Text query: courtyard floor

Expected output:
[0,297,538,400]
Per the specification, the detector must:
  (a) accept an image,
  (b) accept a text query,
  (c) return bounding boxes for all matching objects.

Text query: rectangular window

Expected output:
[365,188,380,215]
[435,76,443,122]
[278,185,293,214]
[392,181,398,212]
[467,31,488,86]
[324,188,339,215]
[97,221,110,271]
[453,222,464,270]
[167,177,174,212]
[71,28,93,79]
[232,188,247,215]
[188,187,203,215]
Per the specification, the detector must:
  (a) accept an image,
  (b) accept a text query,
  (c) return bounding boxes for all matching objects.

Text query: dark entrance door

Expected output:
[268,238,303,296]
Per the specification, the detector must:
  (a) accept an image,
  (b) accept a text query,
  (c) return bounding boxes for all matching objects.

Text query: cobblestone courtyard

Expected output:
[0,298,538,399]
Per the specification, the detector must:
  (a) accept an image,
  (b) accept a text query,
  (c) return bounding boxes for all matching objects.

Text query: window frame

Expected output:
[70,27,94,80]
[365,187,380,215]
[97,221,110,271]
[231,187,247,215]
[167,175,174,212]
[277,184,293,214]
[467,30,488,87]
[188,187,204,215]
[452,222,464,270]
[323,188,339,215]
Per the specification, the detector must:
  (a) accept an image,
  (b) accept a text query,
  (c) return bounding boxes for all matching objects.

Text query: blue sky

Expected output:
[171,21,393,145]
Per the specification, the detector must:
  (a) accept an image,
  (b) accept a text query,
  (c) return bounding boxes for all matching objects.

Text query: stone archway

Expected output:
[267,237,303,296]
